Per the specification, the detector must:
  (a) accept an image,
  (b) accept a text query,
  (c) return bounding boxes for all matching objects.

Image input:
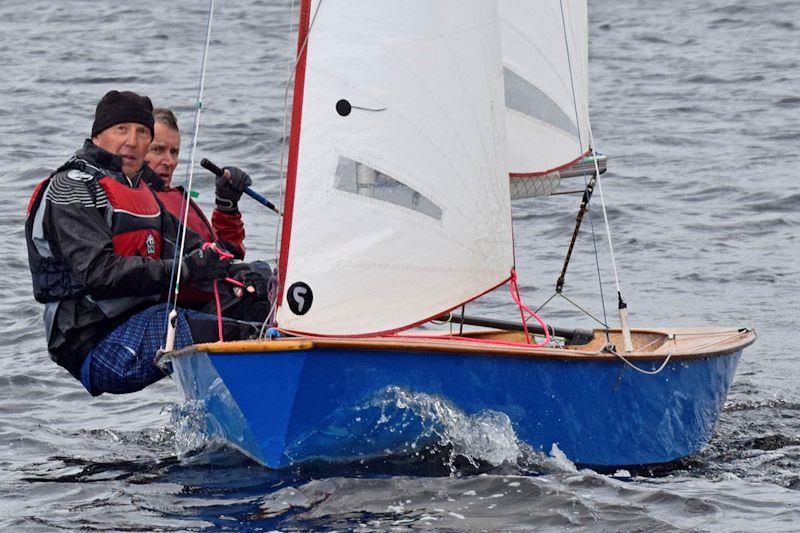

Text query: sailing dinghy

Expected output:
[166,0,755,469]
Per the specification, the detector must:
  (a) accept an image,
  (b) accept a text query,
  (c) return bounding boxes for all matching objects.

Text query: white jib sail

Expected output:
[277,0,513,336]
[500,0,591,197]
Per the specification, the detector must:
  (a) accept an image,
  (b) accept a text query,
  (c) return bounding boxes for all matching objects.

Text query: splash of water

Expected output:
[382,386,525,468]
[167,399,210,459]
[546,443,578,473]
[286,385,530,471]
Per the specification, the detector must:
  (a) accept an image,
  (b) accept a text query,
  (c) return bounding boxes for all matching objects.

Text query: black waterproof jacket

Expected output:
[25,140,203,378]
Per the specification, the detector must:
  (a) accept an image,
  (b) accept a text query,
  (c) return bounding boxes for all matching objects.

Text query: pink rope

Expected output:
[385,270,550,349]
[202,243,235,341]
[385,332,547,349]
[212,279,224,340]
[509,269,550,347]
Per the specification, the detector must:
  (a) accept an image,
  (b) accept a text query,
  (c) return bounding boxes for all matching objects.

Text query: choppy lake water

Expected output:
[1,0,799,530]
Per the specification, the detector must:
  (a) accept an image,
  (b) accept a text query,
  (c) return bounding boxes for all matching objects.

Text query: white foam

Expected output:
[548,443,578,473]
[366,385,526,468]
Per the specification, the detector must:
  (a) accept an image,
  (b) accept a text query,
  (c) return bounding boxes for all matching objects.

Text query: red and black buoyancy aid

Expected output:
[100,176,163,259]
[157,187,215,243]
[152,185,246,260]
[26,160,164,303]
[25,174,83,303]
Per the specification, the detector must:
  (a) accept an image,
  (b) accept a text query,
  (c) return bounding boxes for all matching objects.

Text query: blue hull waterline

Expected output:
[170,329,754,469]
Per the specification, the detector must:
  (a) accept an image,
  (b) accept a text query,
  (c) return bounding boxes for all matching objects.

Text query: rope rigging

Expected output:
[534,0,634,352]
[160,0,216,353]
[151,0,325,348]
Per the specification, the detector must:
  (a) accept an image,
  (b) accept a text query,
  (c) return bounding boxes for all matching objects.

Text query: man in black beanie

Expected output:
[90,90,156,178]
[24,90,251,396]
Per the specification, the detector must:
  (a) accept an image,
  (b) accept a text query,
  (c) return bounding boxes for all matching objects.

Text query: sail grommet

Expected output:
[335,99,352,116]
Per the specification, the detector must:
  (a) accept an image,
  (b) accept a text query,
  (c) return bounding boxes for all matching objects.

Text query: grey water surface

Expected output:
[1,0,799,531]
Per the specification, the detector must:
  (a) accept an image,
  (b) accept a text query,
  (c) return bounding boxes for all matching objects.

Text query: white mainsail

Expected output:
[276,0,513,336]
[500,0,591,198]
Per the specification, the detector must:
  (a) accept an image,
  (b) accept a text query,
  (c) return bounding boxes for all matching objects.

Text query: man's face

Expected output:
[145,122,181,187]
[92,122,152,177]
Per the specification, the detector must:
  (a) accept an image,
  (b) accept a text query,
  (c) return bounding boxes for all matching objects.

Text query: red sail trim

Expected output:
[278,273,513,339]
[508,149,590,178]
[276,0,312,308]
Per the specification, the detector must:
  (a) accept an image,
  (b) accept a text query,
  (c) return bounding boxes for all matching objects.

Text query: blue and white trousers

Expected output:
[79,304,203,396]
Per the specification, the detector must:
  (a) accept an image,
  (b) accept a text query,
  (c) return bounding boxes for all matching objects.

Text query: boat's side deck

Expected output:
[185,326,756,361]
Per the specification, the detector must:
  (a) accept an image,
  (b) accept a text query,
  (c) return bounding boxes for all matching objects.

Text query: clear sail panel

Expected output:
[334,156,443,221]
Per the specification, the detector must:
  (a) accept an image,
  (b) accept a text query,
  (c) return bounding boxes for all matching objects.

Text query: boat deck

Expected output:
[189,326,756,361]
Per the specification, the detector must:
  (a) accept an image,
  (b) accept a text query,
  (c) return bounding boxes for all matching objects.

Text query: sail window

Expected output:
[334,156,443,220]
[504,68,578,137]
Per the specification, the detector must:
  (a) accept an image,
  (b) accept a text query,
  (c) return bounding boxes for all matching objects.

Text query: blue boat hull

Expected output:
[171,333,749,469]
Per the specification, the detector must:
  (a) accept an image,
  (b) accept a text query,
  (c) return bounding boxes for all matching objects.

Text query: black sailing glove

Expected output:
[215,166,253,212]
[182,246,231,282]
[229,263,271,298]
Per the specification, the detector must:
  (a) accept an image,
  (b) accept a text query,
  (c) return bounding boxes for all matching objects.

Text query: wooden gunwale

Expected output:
[175,327,756,362]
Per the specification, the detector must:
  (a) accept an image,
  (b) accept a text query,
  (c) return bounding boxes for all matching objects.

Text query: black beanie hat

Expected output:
[91,90,155,139]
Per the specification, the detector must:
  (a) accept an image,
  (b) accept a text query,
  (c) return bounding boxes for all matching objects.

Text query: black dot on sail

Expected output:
[336,99,352,116]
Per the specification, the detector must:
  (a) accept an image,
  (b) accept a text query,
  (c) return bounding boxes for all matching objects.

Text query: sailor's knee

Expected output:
[86,348,169,395]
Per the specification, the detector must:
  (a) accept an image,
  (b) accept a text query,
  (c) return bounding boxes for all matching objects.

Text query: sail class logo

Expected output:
[287,282,313,315]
